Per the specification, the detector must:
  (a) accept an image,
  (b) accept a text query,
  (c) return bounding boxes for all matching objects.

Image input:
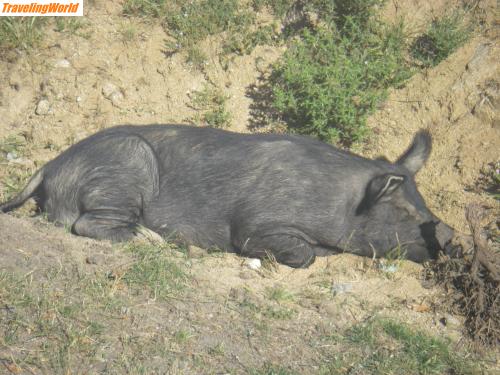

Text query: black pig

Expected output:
[0,125,455,267]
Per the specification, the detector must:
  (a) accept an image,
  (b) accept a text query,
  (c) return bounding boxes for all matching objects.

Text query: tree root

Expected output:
[423,203,499,348]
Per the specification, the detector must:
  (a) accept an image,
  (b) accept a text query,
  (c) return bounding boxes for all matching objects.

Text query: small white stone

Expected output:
[6,152,18,161]
[109,91,124,106]
[54,59,71,68]
[379,263,398,273]
[35,99,51,115]
[331,282,353,295]
[102,82,124,106]
[102,82,119,98]
[245,258,261,270]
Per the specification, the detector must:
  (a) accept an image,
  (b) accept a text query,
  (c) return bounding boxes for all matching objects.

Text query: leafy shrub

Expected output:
[270,12,411,145]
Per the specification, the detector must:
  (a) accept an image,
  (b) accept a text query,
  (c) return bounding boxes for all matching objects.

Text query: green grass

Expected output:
[0,169,32,201]
[54,17,85,34]
[0,135,32,201]
[122,0,168,18]
[411,11,471,67]
[237,291,296,321]
[186,46,208,70]
[119,22,138,42]
[251,0,295,18]
[0,255,486,374]
[222,24,278,56]
[0,270,119,372]
[173,328,193,344]
[262,305,295,320]
[265,285,294,303]
[323,317,482,375]
[191,84,231,128]
[0,17,46,51]
[0,135,26,160]
[250,363,298,375]
[0,241,190,373]
[124,0,278,64]
[122,242,188,300]
[164,0,254,50]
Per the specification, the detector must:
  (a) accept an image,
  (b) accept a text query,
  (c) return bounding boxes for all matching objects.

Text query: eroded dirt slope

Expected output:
[0,214,470,374]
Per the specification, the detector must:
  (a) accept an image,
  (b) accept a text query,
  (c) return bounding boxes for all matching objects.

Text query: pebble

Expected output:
[6,152,18,161]
[102,82,124,106]
[244,258,261,270]
[102,82,118,98]
[35,99,51,115]
[54,59,71,68]
[379,263,398,273]
[332,282,353,295]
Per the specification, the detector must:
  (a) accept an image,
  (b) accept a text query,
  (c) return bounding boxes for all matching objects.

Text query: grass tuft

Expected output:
[191,84,231,128]
[164,0,254,53]
[336,317,481,375]
[122,242,188,300]
[250,363,297,375]
[265,285,294,303]
[411,11,471,67]
[122,0,168,18]
[0,17,45,51]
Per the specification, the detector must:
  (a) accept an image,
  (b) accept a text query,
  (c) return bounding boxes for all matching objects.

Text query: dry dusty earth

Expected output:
[0,0,499,374]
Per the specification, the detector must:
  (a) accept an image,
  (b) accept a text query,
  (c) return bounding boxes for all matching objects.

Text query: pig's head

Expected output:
[351,131,456,262]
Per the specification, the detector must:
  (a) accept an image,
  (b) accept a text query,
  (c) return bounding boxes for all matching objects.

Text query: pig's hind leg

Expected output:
[70,134,160,242]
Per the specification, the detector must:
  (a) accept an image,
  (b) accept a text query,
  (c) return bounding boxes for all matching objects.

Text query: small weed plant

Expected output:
[191,84,231,128]
[122,0,168,18]
[265,285,294,303]
[0,17,45,51]
[411,11,471,67]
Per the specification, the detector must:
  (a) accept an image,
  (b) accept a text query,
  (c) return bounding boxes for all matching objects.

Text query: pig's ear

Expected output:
[356,174,405,215]
[396,130,432,174]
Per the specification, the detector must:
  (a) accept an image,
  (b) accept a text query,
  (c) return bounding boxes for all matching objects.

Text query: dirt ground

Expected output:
[0,0,499,374]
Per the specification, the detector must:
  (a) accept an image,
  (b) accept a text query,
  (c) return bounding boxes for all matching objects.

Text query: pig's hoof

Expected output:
[132,225,164,245]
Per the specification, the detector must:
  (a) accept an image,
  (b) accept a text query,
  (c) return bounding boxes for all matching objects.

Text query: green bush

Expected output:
[411,11,471,67]
[270,14,411,145]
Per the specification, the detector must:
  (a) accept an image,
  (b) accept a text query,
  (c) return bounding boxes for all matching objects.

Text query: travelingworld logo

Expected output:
[1,0,83,16]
